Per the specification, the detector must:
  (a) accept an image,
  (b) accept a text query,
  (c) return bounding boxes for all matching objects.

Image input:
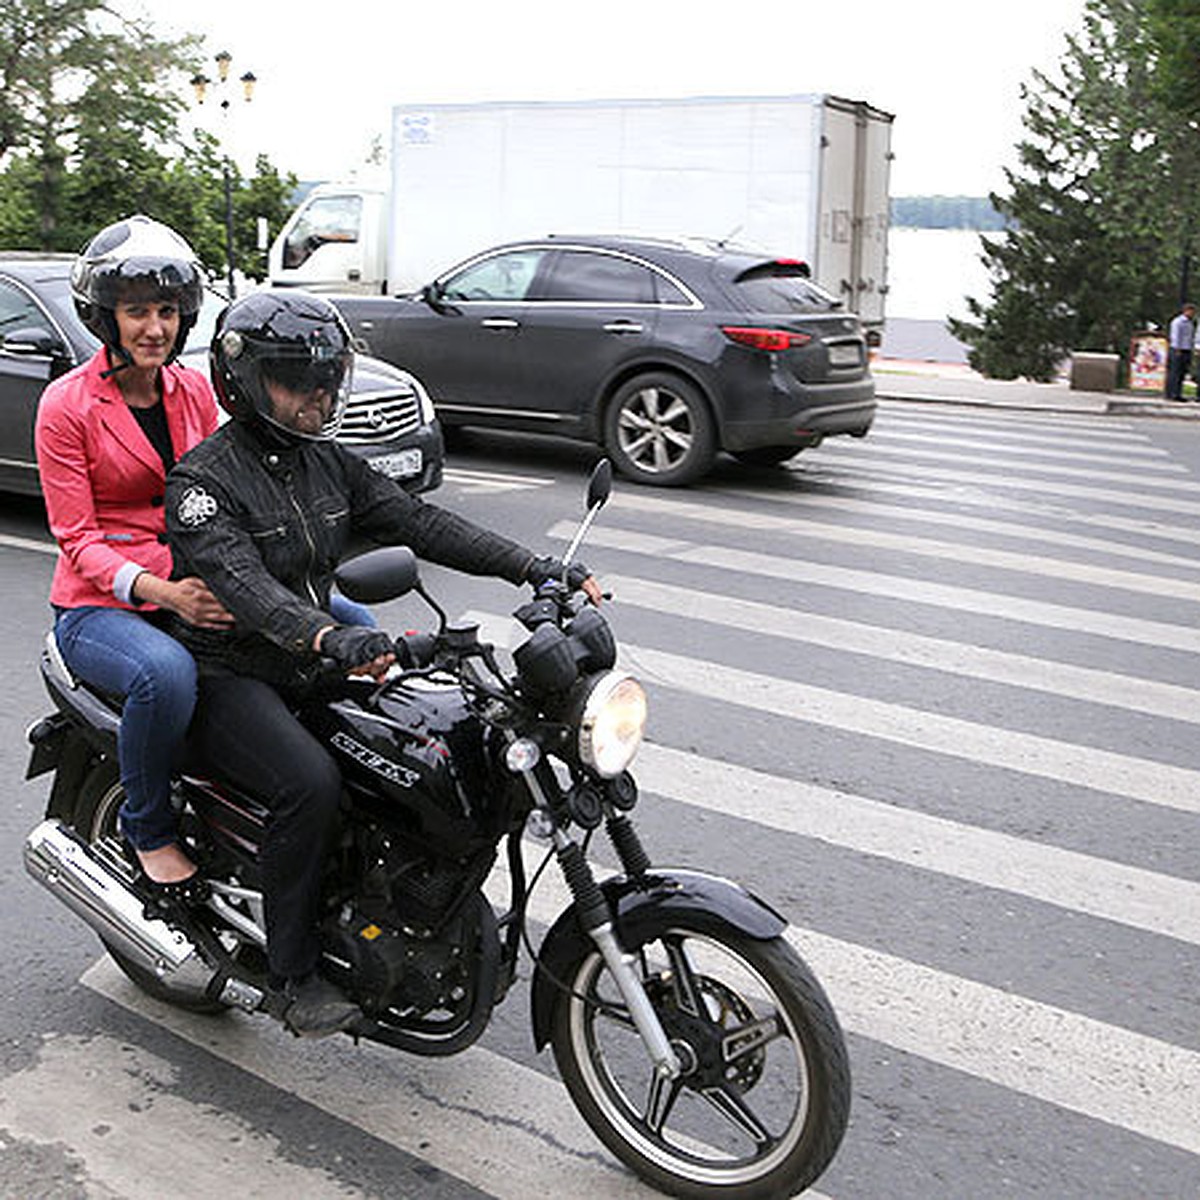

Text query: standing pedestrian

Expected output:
[1165,301,1196,400]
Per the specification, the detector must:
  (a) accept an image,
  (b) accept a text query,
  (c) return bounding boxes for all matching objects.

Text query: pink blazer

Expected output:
[35,350,220,610]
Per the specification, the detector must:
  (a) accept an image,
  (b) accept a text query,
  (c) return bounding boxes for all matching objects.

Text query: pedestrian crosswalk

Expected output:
[25,401,1200,1197]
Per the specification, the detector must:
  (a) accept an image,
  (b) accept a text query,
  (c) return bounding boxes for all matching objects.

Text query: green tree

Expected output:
[1145,0,1200,113]
[0,2,296,287]
[950,0,1200,380]
[0,0,198,246]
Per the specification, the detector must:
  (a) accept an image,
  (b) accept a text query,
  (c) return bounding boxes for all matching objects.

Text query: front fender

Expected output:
[530,867,787,1050]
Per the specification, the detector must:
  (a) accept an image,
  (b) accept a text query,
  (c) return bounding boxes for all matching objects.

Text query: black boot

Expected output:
[281,973,362,1038]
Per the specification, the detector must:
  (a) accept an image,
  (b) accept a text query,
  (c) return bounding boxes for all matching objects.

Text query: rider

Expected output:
[164,290,597,1037]
[35,215,234,900]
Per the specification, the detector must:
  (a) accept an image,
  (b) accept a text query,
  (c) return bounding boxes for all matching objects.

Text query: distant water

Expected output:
[886,228,992,322]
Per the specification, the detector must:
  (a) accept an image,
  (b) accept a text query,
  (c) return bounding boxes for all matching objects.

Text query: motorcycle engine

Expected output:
[323,827,482,1014]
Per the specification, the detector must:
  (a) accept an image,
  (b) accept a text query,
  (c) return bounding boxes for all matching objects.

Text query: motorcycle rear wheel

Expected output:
[72,761,229,1015]
[549,925,849,1199]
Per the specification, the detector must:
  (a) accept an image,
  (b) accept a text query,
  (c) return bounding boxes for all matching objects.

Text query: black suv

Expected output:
[335,234,875,486]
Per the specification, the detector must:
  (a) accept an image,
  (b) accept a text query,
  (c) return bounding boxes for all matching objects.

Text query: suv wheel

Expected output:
[605,372,715,487]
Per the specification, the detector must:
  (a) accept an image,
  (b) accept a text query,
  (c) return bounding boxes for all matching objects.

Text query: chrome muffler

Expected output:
[23,819,217,996]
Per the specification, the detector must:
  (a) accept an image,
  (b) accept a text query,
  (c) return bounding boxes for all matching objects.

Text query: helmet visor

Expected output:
[230,337,353,440]
[92,257,205,314]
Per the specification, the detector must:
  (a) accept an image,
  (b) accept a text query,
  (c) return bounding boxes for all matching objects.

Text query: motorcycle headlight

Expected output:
[577,671,648,778]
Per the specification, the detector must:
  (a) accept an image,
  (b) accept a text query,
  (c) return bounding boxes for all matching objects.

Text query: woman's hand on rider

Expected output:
[133,573,235,629]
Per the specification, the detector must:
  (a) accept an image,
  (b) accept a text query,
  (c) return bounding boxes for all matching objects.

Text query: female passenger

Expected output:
[35,215,234,899]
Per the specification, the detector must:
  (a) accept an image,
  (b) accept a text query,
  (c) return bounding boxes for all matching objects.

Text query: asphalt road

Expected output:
[0,400,1197,1199]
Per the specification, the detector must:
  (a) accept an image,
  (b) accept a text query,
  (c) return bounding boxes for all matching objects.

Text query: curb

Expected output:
[877,390,1200,420]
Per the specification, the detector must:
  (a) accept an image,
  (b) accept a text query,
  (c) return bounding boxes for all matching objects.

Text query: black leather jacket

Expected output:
[164,421,534,690]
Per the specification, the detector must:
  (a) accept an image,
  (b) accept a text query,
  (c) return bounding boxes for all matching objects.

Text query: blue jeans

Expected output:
[53,593,373,851]
[54,607,197,852]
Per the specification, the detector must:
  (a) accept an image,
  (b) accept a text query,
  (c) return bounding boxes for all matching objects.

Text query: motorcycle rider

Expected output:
[164,290,597,1037]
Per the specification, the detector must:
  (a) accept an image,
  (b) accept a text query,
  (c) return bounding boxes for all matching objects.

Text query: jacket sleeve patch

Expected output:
[176,484,219,527]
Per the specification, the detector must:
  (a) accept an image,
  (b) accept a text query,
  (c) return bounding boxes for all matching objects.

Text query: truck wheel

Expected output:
[605,373,715,487]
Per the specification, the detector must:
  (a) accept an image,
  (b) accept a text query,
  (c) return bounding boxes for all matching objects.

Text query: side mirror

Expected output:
[586,459,612,511]
[2,327,67,358]
[421,282,450,313]
[334,546,420,604]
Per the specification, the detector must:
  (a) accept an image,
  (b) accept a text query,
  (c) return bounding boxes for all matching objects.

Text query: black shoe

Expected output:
[282,974,362,1038]
[122,837,209,908]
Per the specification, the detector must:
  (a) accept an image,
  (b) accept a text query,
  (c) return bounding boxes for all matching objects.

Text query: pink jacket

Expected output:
[35,350,220,610]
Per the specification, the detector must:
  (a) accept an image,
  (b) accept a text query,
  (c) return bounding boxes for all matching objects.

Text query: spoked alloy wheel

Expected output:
[605,373,715,487]
[550,926,850,1199]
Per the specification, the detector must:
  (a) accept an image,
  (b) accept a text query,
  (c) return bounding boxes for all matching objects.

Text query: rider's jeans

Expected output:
[54,606,197,852]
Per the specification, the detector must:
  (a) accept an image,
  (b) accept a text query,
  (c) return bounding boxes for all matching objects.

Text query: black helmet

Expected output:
[71,215,205,364]
[209,291,353,442]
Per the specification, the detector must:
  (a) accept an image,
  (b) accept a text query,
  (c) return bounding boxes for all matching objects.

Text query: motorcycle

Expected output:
[23,461,850,1200]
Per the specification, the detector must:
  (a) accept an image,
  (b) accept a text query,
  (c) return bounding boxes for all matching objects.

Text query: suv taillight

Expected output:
[721,326,812,352]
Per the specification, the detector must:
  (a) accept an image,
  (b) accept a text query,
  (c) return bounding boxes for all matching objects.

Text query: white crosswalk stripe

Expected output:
[442,466,554,494]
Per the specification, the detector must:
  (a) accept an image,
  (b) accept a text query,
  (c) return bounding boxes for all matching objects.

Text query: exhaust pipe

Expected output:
[24,819,217,996]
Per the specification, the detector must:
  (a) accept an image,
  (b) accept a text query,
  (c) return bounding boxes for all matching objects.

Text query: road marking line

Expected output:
[0,1033,357,1199]
[0,532,56,555]
[790,471,1200,551]
[632,742,1200,945]
[626,641,1200,814]
[489,855,1200,1158]
[80,961,702,1200]
[816,447,1200,514]
[552,523,1200,654]
[603,573,1200,726]
[869,428,1183,468]
[713,487,1200,572]
[604,494,1200,603]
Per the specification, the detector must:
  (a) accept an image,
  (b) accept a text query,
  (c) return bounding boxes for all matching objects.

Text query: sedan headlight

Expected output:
[577,671,648,778]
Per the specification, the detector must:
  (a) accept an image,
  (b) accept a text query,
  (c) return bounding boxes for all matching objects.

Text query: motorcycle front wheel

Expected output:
[550,925,849,1200]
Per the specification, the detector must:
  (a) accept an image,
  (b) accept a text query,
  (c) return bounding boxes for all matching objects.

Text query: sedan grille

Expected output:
[339,387,422,443]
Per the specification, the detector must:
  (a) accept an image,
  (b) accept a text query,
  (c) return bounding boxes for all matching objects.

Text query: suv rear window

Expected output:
[731,263,842,314]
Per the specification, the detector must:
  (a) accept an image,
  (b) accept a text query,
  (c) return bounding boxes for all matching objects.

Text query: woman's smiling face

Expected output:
[114,297,180,371]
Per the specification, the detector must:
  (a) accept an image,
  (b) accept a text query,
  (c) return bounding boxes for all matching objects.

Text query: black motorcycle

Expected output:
[24,462,850,1200]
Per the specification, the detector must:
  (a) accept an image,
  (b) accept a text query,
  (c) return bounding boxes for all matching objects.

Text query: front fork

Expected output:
[518,758,682,1084]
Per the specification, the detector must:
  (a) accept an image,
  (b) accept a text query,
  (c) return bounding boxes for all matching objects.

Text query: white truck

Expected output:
[267,93,894,325]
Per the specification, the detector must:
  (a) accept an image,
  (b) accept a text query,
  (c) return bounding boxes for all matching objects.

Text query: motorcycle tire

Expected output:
[549,924,850,1200]
[72,761,228,1015]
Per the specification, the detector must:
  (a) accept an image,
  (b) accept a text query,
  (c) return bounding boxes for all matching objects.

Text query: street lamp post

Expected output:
[190,52,257,299]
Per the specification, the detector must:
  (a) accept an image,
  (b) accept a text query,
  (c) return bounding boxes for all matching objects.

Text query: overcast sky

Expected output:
[140,0,1088,196]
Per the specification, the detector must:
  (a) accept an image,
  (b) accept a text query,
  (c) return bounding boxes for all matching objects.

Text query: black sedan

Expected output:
[334,234,875,486]
[0,254,444,497]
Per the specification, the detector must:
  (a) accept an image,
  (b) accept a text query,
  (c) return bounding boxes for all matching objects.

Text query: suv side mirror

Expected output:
[2,327,67,358]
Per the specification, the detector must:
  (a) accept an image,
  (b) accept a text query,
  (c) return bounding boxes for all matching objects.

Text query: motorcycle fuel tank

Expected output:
[308,678,507,853]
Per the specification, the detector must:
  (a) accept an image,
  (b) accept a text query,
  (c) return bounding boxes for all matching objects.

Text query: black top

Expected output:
[130,400,175,472]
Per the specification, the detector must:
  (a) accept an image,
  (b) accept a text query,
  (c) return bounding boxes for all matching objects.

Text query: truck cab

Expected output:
[268,183,389,293]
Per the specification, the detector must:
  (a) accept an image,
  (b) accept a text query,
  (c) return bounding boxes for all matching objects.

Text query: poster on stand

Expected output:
[1129,332,1168,392]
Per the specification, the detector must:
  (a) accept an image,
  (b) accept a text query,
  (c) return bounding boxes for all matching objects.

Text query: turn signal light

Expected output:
[721,326,812,352]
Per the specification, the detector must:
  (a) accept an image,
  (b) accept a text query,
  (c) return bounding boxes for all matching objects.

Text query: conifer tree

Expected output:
[951,0,1200,380]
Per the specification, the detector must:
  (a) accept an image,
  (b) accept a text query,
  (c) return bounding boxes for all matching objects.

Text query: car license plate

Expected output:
[828,344,861,367]
[368,448,422,479]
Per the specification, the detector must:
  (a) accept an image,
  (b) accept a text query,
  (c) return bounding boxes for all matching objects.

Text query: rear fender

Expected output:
[530,868,787,1050]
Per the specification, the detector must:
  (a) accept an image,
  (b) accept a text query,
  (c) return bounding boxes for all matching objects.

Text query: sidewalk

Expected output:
[873,358,1200,419]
